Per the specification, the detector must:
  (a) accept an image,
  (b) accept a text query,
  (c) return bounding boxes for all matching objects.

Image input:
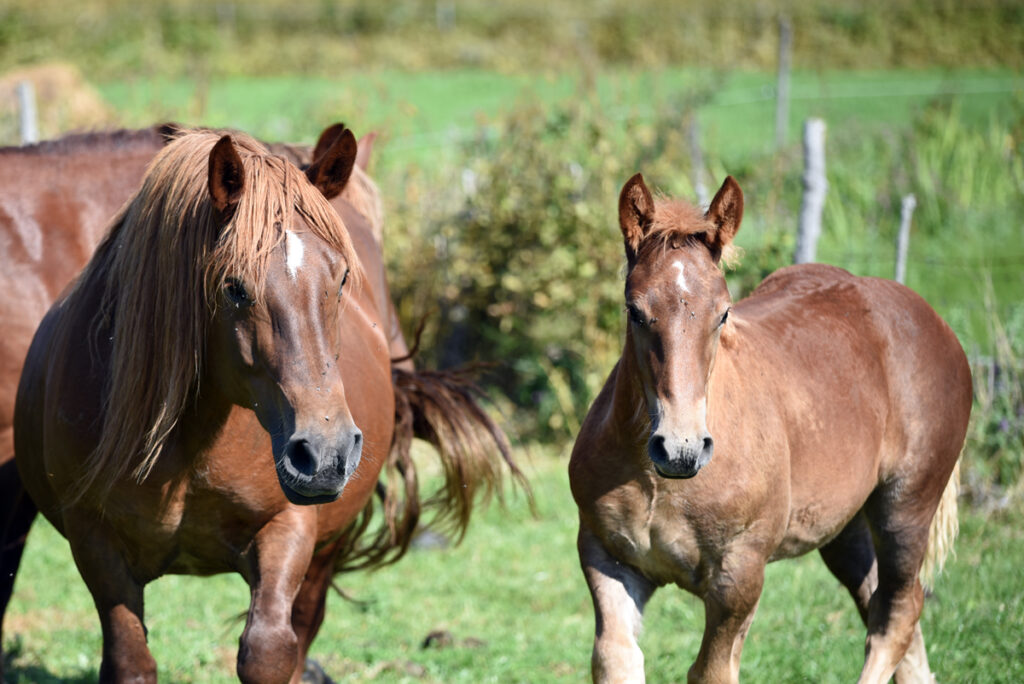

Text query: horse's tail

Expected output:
[920,460,960,589]
[336,365,528,572]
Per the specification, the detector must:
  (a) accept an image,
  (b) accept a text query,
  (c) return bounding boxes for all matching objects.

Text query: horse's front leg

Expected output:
[237,507,316,684]
[688,550,765,684]
[579,525,657,684]
[65,512,156,683]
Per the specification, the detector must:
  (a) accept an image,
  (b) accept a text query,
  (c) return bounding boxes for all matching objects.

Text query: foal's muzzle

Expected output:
[648,432,714,479]
[276,426,363,505]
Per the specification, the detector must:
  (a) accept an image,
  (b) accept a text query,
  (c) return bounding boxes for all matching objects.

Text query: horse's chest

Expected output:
[588,487,706,590]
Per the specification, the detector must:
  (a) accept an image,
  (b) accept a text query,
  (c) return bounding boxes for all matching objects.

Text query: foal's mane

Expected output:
[66,129,361,502]
[638,197,737,266]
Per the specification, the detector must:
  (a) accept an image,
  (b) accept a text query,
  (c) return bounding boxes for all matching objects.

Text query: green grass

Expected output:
[4,453,1023,683]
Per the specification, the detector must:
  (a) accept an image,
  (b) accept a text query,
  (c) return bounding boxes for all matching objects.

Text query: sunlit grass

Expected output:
[5,452,1023,682]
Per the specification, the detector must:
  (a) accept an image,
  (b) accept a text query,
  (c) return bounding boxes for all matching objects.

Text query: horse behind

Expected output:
[6,129,518,683]
[569,174,971,683]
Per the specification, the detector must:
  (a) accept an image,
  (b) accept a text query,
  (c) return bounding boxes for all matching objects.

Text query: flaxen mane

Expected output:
[65,129,362,503]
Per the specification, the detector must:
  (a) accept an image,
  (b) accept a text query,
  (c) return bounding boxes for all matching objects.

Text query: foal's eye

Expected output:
[225,277,250,306]
[337,268,350,300]
[719,308,730,328]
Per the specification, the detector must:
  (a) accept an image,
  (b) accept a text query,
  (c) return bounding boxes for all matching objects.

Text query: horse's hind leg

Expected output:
[819,513,933,683]
[819,512,877,624]
[857,485,940,684]
[0,455,39,678]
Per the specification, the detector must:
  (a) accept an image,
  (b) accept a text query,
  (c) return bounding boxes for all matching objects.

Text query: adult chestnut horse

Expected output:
[569,174,971,683]
[6,129,516,683]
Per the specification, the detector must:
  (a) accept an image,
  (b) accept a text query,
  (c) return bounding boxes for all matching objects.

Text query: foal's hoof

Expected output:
[302,658,336,684]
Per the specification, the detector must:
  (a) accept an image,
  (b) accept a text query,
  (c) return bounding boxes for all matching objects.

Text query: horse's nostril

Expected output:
[286,439,316,477]
[649,434,667,459]
[351,429,363,450]
[703,436,713,452]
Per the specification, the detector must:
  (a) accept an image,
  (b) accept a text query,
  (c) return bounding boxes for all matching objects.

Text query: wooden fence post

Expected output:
[688,114,709,208]
[17,80,39,144]
[894,193,916,284]
[775,15,792,151]
[793,118,827,264]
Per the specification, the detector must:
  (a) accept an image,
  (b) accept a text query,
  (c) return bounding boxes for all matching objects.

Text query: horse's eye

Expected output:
[225,278,249,306]
[337,268,350,300]
[719,308,730,327]
[626,305,645,327]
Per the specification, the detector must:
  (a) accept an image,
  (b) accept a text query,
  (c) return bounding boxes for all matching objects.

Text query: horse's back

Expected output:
[737,263,971,482]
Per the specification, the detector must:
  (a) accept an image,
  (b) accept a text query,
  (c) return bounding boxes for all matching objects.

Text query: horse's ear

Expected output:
[355,131,377,171]
[208,135,245,215]
[306,126,357,200]
[155,122,184,145]
[311,123,347,165]
[619,173,655,264]
[704,175,743,259]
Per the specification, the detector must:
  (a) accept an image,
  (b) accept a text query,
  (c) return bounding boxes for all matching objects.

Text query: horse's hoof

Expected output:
[302,658,335,684]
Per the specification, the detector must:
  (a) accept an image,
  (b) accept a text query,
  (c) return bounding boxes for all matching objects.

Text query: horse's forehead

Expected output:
[629,246,717,298]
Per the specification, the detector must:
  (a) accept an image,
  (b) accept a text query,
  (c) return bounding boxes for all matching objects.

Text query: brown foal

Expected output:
[569,174,971,683]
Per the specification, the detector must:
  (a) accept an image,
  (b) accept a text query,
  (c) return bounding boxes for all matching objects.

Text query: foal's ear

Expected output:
[306,126,357,200]
[704,176,743,260]
[355,131,377,171]
[311,122,347,165]
[208,135,245,215]
[619,173,655,264]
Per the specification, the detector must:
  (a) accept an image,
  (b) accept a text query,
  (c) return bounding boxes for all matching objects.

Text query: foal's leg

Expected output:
[819,512,877,624]
[65,512,156,683]
[819,513,933,683]
[857,487,936,684]
[578,525,657,684]
[237,508,317,684]
[687,550,765,684]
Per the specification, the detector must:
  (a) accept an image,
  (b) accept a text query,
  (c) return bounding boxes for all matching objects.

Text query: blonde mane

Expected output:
[66,128,362,502]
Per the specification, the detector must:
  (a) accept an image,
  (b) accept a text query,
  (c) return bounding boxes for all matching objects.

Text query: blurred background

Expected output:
[2,1,1022,681]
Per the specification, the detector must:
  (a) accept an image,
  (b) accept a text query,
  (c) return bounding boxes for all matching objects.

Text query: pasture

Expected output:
[5,454,1024,682]
[2,1,1023,681]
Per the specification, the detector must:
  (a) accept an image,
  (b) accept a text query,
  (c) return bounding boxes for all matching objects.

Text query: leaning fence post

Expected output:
[894,193,916,284]
[17,80,39,145]
[775,15,792,150]
[793,118,827,264]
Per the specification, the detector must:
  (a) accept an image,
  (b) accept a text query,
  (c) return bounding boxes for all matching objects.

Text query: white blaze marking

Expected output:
[672,260,689,293]
[285,230,304,279]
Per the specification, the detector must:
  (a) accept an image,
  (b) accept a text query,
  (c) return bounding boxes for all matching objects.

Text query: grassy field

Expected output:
[4,453,1023,683]
[2,2,1022,678]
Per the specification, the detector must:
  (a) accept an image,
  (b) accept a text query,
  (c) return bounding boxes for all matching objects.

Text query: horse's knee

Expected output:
[237,620,299,684]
